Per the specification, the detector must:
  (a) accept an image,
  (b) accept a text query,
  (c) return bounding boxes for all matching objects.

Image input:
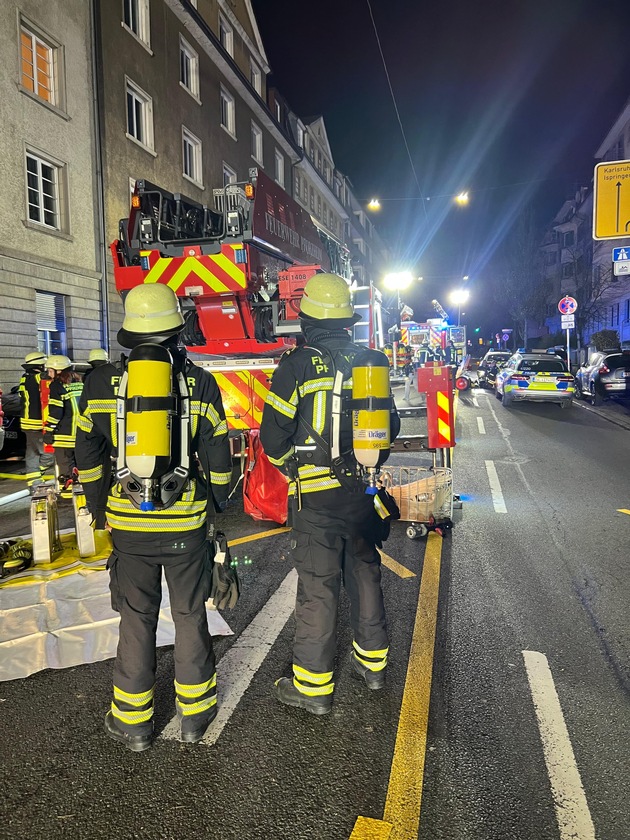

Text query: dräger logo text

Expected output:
[368,430,387,439]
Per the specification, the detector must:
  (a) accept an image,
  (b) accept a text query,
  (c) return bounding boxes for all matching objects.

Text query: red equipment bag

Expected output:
[242,430,288,524]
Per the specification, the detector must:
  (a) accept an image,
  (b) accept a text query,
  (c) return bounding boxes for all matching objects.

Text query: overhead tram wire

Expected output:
[365,0,428,222]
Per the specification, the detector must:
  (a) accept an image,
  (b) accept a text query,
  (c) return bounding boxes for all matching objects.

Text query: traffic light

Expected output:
[474,327,480,333]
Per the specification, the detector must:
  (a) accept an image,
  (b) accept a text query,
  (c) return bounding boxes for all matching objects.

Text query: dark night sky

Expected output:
[251,0,630,331]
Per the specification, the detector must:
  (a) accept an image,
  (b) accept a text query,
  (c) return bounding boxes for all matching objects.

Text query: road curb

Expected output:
[574,400,630,431]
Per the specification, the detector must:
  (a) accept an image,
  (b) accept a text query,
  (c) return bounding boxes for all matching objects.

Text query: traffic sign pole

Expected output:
[558,297,578,372]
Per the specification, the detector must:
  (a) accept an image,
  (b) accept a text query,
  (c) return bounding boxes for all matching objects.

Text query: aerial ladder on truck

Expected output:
[110,168,385,515]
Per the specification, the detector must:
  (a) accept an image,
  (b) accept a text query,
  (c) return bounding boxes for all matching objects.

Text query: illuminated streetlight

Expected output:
[455,192,469,206]
[450,289,469,326]
[367,198,381,211]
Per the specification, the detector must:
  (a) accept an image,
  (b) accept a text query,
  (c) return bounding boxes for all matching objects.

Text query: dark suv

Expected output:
[574,350,630,405]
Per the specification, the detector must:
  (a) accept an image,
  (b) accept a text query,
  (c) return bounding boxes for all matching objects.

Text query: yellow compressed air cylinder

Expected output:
[352,349,391,469]
[125,343,172,479]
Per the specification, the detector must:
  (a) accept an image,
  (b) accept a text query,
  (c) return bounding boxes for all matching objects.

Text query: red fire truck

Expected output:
[111,167,381,430]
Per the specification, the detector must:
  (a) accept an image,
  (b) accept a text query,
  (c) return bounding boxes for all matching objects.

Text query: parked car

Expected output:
[477,351,511,388]
[495,353,574,409]
[0,389,26,460]
[574,350,630,405]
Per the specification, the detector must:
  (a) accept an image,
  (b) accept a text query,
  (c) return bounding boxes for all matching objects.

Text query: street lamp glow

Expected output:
[455,192,469,205]
[367,198,381,211]
[383,271,413,291]
[450,289,469,327]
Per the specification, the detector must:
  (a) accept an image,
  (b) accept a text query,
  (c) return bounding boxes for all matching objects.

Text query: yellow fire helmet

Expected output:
[118,284,185,348]
[88,348,109,363]
[23,351,47,367]
[299,273,357,321]
[46,355,72,372]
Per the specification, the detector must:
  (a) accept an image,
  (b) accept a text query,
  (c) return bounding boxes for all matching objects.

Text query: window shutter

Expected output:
[36,291,65,331]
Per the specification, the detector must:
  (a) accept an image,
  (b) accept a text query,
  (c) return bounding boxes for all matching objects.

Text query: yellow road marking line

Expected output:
[350,532,443,840]
[378,549,416,579]
[617,509,630,515]
[349,816,393,839]
[0,473,29,481]
[228,527,290,547]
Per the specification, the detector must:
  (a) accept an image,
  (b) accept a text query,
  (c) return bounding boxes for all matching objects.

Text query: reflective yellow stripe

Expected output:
[209,470,231,485]
[111,702,153,725]
[107,515,206,532]
[175,695,217,716]
[292,678,334,696]
[353,642,389,659]
[174,674,216,698]
[213,419,228,437]
[113,685,154,705]
[79,465,103,483]
[293,664,334,685]
[48,398,63,408]
[267,446,295,466]
[298,377,334,397]
[265,391,297,419]
[77,415,92,433]
[313,390,326,435]
[300,477,341,493]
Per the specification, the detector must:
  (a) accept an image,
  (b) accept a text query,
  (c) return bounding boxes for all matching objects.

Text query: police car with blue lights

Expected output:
[494,352,574,409]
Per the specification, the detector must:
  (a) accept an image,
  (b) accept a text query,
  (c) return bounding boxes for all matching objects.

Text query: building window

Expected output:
[274,100,281,123]
[179,36,199,99]
[317,150,322,171]
[562,263,573,279]
[323,204,328,226]
[250,59,262,95]
[122,0,150,48]
[297,126,304,148]
[126,78,154,150]
[274,149,284,188]
[223,163,237,186]
[220,86,235,136]
[563,230,575,247]
[20,24,56,105]
[219,14,233,56]
[182,127,203,186]
[611,303,620,326]
[36,291,67,355]
[625,299,630,322]
[316,194,321,217]
[26,151,62,230]
[294,172,300,198]
[251,122,263,164]
[309,186,315,212]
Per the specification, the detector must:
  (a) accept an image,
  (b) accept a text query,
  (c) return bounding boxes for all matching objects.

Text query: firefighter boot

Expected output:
[104,711,153,752]
[350,652,386,691]
[274,677,332,716]
[180,706,218,744]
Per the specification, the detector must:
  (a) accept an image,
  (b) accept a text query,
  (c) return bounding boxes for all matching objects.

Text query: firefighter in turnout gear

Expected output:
[260,273,400,715]
[82,348,110,384]
[18,351,54,489]
[43,355,83,498]
[75,284,232,751]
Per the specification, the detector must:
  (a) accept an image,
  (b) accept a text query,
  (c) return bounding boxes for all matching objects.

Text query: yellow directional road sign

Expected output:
[593,160,630,240]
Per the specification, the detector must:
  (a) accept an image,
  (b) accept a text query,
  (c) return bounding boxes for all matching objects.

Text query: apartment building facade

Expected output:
[0,0,103,386]
[0,0,390,386]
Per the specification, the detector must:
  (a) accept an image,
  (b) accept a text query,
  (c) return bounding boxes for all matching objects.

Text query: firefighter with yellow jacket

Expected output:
[75,285,233,751]
[260,274,400,715]
[18,351,54,489]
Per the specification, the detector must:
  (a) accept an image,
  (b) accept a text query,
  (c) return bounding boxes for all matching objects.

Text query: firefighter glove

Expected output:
[209,531,240,610]
[43,431,54,445]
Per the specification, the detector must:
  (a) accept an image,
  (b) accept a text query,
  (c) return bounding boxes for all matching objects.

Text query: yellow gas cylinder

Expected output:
[352,349,391,469]
[125,343,172,481]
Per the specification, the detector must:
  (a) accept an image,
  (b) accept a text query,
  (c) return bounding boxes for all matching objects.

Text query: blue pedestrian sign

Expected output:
[613,247,630,261]
[501,333,510,342]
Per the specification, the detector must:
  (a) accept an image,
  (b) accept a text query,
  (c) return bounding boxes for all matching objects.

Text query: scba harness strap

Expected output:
[115,352,192,511]
[293,342,364,493]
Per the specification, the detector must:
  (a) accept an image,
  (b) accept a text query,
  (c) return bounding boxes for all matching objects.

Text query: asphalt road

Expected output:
[0,390,628,840]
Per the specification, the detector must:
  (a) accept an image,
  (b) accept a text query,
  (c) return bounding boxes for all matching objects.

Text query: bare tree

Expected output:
[489,206,547,346]
[559,249,619,347]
